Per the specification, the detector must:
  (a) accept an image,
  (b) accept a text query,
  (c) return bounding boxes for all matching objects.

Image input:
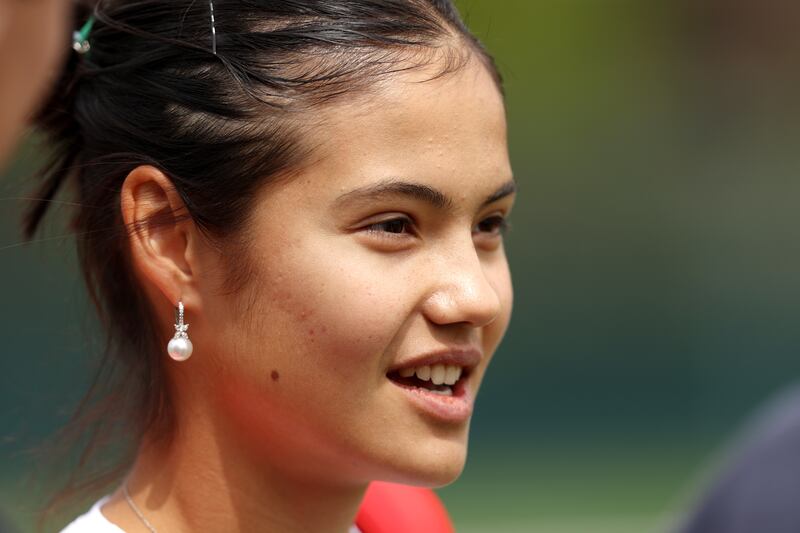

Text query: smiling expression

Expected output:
[191,53,515,489]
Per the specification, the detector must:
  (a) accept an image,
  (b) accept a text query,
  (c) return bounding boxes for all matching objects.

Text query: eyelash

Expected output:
[474,215,510,236]
[365,217,414,237]
[363,215,510,238]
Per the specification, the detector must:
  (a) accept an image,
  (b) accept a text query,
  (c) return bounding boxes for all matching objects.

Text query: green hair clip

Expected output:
[72,15,95,55]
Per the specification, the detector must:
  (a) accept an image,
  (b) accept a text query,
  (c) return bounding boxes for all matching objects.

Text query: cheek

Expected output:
[208,240,421,478]
[233,239,413,388]
[485,255,514,350]
[470,257,513,396]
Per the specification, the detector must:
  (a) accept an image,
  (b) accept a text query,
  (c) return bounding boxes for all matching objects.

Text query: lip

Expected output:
[387,346,482,423]
[391,376,474,423]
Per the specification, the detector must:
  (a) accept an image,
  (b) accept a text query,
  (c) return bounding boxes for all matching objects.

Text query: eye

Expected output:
[474,215,510,236]
[363,216,416,237]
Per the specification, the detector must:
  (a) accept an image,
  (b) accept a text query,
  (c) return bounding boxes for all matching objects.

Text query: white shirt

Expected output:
[60,496,124,533]
[60,495,363,532]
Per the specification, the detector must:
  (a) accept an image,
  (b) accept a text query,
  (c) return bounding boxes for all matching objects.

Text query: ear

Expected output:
[120,165,199,310]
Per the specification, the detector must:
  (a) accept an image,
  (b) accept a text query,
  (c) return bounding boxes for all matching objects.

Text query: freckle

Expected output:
[271,370,280,382]
[320,325,327,334]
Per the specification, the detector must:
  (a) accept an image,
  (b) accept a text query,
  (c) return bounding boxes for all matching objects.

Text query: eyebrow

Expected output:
[482,179,517,206]
[334,178,517,211]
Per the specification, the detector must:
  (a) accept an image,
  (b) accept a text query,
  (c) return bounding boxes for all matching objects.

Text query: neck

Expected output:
[104,408,366,533]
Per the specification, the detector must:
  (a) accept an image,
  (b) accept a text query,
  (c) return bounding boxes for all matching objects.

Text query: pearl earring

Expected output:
[167,301,193,361]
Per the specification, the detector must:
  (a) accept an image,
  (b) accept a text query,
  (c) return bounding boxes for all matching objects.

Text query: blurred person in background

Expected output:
[0,2,70,533]
[673,1,800,531]
[677,385,800,533]
[0,0,70,169]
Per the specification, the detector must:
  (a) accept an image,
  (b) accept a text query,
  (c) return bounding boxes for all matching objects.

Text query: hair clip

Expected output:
[209,0,218,55]
[72,15,96,55]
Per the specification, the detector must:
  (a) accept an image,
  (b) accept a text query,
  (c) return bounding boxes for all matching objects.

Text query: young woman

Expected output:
[28,1,516,531]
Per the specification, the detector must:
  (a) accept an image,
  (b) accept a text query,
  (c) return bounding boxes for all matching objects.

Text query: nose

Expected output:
[421,243,503,329]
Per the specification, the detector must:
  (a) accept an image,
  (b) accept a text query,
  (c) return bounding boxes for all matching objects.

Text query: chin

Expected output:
[418,456,468,488]
[378,432,470,488]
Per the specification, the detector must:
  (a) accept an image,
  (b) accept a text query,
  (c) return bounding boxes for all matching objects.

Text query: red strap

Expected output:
[355,482,455,533]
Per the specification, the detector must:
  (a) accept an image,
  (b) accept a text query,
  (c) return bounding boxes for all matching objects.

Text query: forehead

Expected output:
[298,56,511,200]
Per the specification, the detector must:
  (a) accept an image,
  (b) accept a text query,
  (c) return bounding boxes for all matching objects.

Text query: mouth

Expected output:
[385,349,481,423]
[386,364,470,397]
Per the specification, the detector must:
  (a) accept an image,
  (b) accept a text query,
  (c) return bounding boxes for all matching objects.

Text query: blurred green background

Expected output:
[3,1,800,531]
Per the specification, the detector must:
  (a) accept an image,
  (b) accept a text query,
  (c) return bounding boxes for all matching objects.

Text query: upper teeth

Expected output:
[398,364,463,386]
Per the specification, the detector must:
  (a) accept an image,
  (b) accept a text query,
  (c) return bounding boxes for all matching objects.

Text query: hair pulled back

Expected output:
[24,0,501,522]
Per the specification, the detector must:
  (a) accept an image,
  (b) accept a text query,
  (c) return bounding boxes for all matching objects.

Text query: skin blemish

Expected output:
[271,370,280,382]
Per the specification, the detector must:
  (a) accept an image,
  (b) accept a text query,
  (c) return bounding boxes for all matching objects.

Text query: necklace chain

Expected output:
[123,480,362,533]
[123,481,159,533]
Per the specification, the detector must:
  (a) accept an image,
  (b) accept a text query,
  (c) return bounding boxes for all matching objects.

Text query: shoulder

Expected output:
[60,496,126,533]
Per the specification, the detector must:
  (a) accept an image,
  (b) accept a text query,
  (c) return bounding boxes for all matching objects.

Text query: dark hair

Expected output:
[25,0,501,525]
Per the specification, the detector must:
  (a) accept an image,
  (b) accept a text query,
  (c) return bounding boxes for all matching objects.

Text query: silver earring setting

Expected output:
[167,301,193,361]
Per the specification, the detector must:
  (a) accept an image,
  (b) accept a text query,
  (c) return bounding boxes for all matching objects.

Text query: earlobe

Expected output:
[120,165,197,308]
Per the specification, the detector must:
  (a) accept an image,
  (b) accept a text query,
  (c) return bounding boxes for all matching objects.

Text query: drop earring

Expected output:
[167,301,193,361]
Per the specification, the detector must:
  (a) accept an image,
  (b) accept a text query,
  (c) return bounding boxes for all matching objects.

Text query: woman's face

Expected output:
[192,54,515,488]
